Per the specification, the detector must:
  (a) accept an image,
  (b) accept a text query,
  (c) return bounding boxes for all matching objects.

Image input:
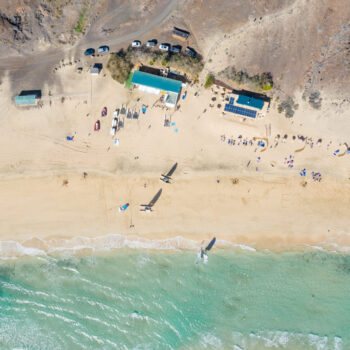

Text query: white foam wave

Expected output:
[232,330,343,350]
[323,242,350,252]
[62,266,79,274]
[4,232,350,259]
[0,241,46,258]
[200,333,223,348]
[0,234,258,258]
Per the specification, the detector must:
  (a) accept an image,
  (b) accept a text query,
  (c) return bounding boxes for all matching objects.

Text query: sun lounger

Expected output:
[132,110,139,119]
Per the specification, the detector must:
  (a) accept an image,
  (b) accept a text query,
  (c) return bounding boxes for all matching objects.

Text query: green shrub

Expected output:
[75,7,88,33]
[107,47,204,84]
[204,74,215,89]
[219,66,273,91]
[308,91,322,109]
[278,96,299,118]
[107,50,134,84]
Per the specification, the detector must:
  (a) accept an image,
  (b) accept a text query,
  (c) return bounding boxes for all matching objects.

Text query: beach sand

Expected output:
[0,64,349,255]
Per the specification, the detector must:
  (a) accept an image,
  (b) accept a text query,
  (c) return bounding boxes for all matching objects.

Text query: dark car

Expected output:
[185,46,196,58]
[170,45,182,53]
[84,48,95,56]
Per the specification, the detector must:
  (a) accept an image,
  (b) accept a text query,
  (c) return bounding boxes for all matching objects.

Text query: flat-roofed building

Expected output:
[15,91,41,106]
[223,92,268,118]
[90,63,102,75]
[236,95,264,110]
[172,27,190,41]
[131,70,182,108]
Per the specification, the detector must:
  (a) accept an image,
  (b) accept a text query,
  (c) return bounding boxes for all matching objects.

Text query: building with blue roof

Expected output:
[131,70,182,107]
[236,95,264,110]
[15,95,37,106]
[15,90,41,106]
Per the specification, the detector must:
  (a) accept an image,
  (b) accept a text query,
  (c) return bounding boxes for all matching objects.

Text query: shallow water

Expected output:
[0,249,349,349]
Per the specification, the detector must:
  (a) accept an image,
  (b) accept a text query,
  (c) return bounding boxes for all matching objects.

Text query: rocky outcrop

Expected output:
[0,0,87,55]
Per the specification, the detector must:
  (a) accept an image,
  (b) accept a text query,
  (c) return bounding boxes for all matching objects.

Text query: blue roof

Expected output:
[132,71,182,94]
[15,95,37,105]
[236,95,264,110]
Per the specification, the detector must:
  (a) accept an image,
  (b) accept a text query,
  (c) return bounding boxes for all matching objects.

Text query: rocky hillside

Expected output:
[0,0,164,56]
[0,0,91,55]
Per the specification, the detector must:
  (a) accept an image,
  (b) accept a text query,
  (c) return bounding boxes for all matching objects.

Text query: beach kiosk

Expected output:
[131,70,182,108]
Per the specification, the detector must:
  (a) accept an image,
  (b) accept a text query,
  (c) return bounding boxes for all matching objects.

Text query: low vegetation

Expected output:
[308,91,322,109]
[204,74,215,89]
[75,5,89,33]
[219,66,273,91]
[107,47,204,84]
[107,49,134,84]
[277,96,299,118]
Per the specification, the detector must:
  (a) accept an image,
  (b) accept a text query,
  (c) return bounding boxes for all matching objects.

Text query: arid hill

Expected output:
[0,0,162,56]
[170,0,350,99]
[1,0,349,100]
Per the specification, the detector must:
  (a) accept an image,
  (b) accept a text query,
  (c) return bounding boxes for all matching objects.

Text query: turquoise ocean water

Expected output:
[1,248,350,349]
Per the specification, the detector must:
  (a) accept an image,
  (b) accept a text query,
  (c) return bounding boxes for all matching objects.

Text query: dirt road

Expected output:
[0,0,178,90]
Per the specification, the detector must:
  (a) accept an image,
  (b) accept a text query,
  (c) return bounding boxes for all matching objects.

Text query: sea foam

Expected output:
[0,234,258,258]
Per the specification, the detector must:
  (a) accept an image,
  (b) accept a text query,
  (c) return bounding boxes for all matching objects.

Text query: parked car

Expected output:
[131,40,141,47]
[94,120,100,131]
[159,43,170,51]
[146,39,157,47]
[84,48,95,56]
[98,45,109,53]
[101,106,107,117]
[110,127,117,136]
[170,45,181,53]
[185,46,196,58]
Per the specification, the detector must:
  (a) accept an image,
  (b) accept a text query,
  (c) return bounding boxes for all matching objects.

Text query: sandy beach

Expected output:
[0,62,349,255]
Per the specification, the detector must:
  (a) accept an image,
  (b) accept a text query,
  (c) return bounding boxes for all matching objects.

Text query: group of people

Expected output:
[284,155,295,168]
[219,129,343,185]
[299,169,322,182]
[311,171,322,182]
[221,135,264,149]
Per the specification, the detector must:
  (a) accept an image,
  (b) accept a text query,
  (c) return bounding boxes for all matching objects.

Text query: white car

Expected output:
[98,45,109,53]
[131,40,141,47]
[112,118,118,127]
[159,43,170,51]
[110,127,117,136]
[146,40,157,47]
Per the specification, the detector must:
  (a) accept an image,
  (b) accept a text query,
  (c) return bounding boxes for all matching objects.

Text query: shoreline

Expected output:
[0,171,349,258]
[1,233,350,260]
